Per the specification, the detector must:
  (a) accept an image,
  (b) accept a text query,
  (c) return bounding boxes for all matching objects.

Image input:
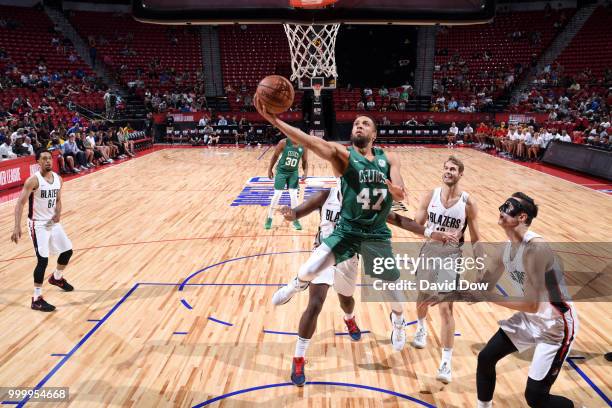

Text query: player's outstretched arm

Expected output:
[279,190,330,221]
[387,212,459,244]
[11,176,38,244]
[385,152,406,201]
[255,95,348,175]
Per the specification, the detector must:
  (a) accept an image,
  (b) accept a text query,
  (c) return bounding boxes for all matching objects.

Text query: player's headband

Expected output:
[498,198,529,217]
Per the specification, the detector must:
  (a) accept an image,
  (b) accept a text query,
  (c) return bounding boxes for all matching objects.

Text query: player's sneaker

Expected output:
[389,313,406,351]
[48,275,74,292]
[413,326,428,349]
[272,277,309,306]
[344,317,362,341]
[291,357,306,387]
[264,218,272,230]
[436,361,452,384]
[292,220,302,230]
[31,296,56,312]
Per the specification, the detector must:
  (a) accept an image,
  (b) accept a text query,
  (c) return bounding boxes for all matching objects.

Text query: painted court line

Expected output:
[207,316,233,327]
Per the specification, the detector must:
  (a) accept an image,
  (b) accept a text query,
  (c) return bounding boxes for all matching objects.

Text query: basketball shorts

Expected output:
[311,254,359,297]
[500,309,578,381]
[416,242,462,295]
[323,225,399,282]
[274,170,299,190]
[28,220,73,258]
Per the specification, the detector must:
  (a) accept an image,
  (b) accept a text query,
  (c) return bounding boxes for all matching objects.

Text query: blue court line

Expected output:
[86,319,100,322]
[256,145,271,160]
[496,284,508,297]
[191,381,436,408]
[208,316,233,327]
[454,333,461,336]
[178,250,311,291]
[566,358,611,406]
[180,299,193,310]
[569,356,585,360]
[335,330,371,336]
[15,283,140,407]
[140,282,285,287]
[405,320,418,326]
[263,329,299,336]
[173,331,189,335]
[1,402,19,405]
[50,354,67,357]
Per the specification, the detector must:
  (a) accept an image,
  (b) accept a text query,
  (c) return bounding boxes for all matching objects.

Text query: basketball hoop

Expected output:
[283,23,340,84]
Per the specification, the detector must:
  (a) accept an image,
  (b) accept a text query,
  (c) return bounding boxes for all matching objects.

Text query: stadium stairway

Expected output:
[201,26,224,96]
[414,26,436,98]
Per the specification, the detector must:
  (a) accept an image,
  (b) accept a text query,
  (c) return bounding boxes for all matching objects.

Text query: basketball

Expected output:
[256,75,295,114]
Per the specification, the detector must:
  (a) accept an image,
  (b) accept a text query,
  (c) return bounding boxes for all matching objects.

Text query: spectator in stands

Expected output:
[356,100,365,110]
[448,122,458,147]
[21,136,34,156]
[61,134,84,173]
[381,116,391,126]
[363,87,373,98]
[198,116,208,127]
[0,137,17,160]
[116,130,135,157]
[463,123,474,144]
[379,86,389,99]
[366,97,376,111]
[406,117,418,126]
[76,132,95,167]
[217,116,228,126]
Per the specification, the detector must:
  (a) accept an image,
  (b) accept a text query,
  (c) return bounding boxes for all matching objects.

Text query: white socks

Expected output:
[344,313,354,320]
[34,286,42,300]
[442,347,453,364]
[417,318,426,330]
[294,336,310,358]
[54,269,63,280]
[391,312,404,327]
[289,189,299,209]
[268,190,282,218]
[477,401,492,408]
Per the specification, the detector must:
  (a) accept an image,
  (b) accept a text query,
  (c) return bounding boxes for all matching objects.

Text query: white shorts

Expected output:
[28,220,73,258]
[311,254,359,297]
[500,309,577,381]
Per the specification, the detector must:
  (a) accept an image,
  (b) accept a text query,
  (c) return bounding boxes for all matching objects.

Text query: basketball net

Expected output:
[283,23,340,84]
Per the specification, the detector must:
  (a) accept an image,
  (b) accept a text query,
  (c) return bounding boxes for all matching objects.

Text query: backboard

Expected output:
[132,0,495,25]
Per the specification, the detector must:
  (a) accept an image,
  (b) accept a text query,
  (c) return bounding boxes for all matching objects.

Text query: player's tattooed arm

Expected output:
[279,190,330,221]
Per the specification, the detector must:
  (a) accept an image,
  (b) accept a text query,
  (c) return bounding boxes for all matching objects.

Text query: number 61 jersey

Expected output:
[28,171,60,223]
[339,146,392,235]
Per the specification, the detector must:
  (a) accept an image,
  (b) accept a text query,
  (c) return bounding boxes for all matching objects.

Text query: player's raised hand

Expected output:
[278,205,296,221]
[384,178,406,201]
[254,94,278,125]
[11,226,21,244]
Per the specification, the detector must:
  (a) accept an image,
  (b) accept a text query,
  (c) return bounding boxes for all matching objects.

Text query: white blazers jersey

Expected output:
[500,230,577,380]
[314,181,342,247]
[426,187,469,240]
[29,171,61,223]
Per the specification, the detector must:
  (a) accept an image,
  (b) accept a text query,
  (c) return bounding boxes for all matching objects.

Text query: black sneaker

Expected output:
[48,275,74,292]
[31,296,56,312]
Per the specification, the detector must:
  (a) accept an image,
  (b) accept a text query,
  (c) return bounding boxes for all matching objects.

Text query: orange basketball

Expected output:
[256,75,295,114]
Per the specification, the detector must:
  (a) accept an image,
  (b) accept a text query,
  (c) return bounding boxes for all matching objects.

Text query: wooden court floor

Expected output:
[0,147,610,407]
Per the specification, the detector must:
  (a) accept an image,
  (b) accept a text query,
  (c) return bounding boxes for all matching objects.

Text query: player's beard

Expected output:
[351,134,370,149]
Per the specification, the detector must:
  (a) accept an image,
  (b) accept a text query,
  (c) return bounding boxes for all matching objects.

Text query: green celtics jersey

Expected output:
[338,147,393,233]
[276,139,304,173]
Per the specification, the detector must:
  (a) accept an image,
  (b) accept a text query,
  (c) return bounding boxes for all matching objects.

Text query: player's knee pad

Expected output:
[57,249,73,265]
[524,379,549,408]
[33,255,49,284]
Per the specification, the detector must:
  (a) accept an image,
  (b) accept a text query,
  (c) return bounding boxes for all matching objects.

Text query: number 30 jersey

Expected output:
[276,138,304,173]
[28,171,60,222]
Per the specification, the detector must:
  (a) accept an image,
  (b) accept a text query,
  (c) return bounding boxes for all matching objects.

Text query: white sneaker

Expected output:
[271,277,308,306]
[436,361,452,384]
[413,326,428,349]
[389,313,406,351]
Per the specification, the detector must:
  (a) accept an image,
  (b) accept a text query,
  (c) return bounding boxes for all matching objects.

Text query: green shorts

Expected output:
[322,225,399,282]
[274,170,299,190]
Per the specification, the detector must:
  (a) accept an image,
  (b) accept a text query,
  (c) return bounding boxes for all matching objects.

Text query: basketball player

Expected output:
[279,178,458,386]
[474,193,578,408]
[264,137,308,230]
[11,150,74,312]
[412,156,481,384]
[255,95,410,351]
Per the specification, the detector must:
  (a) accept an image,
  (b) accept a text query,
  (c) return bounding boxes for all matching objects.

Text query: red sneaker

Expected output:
[48,275,74,292]
[31,296,56,312]
[291,357,306,387]
[344,317,362,341]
